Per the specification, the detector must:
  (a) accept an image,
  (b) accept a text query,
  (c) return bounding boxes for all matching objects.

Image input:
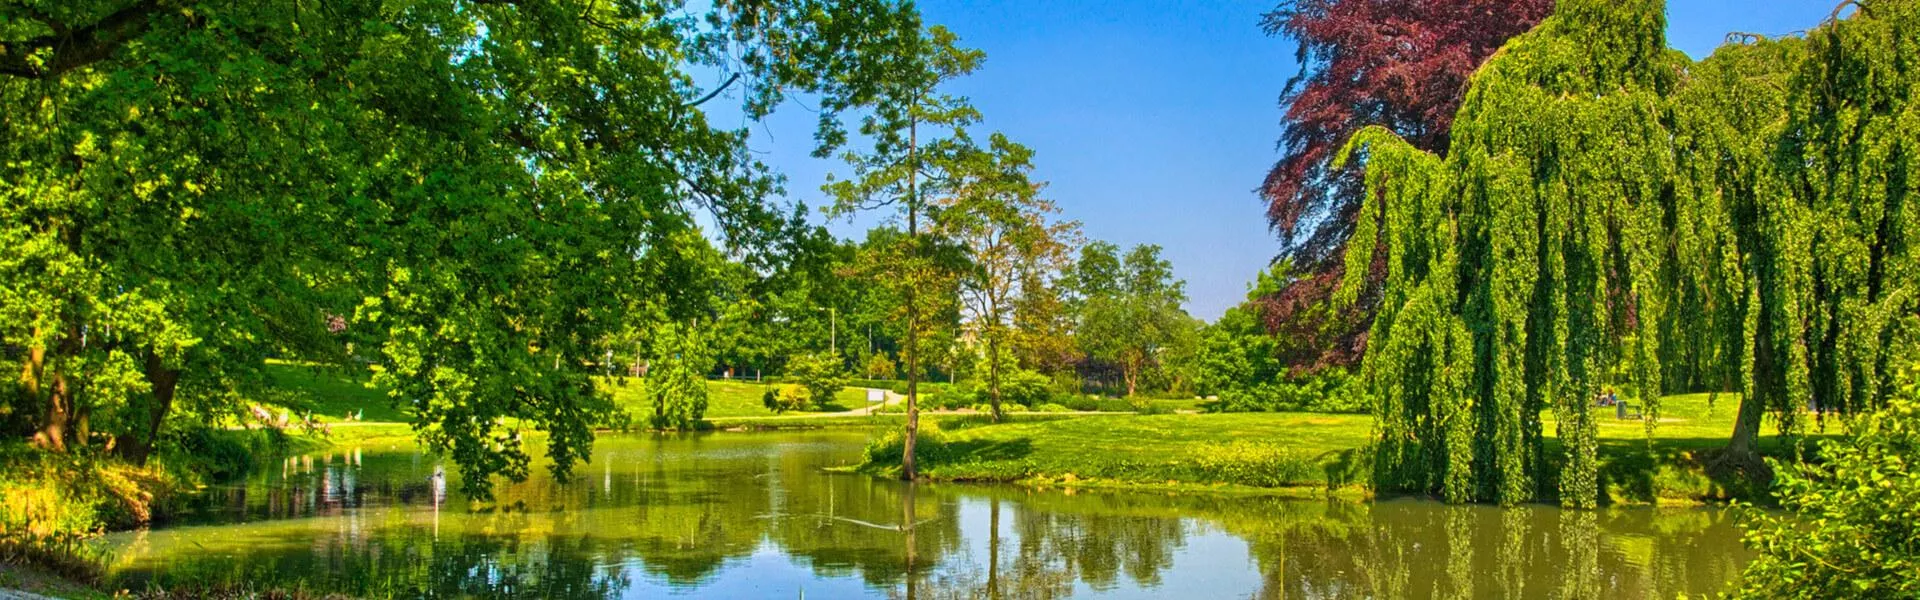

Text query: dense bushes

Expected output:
[782,352,848,410]
[1732,366,1920,599]
[761,384,813,413]
[1202,369,1369,414]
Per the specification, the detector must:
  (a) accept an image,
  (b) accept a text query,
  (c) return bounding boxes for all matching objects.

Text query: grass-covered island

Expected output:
[858,393,1793,506]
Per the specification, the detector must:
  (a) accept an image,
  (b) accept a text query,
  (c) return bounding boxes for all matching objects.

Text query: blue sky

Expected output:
[732,0,1840,321]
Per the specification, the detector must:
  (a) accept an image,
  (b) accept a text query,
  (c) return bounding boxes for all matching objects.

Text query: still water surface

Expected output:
[97,430,1751,599]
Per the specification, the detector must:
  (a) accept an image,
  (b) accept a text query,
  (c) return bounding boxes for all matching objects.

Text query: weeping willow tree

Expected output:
[1339,0,1920,507]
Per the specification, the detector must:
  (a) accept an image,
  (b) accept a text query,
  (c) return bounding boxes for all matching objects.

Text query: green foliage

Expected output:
[1335,0,1920,507]
[863,353,898,380]
[862,423,952,468]
[1732,366,1920,599]
[760,384,812,414]
[641,325,711,431]
[1186,441,1320,488]
[1001,369,1055,407]
[1204,369,1369,414]
[1074,244,1198,396]
[0,0,947,498]
[782,352,849,410]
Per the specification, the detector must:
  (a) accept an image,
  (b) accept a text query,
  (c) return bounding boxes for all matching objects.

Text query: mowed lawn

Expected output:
[907,392,1765,503]
[259,361,880,424]
[603,377,873,418]
[931,392,1742,465]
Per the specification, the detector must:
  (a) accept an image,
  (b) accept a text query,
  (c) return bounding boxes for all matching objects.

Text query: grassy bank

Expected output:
[860,393,1800,505]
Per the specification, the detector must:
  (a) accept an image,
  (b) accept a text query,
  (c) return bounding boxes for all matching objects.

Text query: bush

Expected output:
[1000,369,1053,407]
[863,353,897,380]
[783,352,848,410]
[761,384,811,413]
[1201,369,1370,414]
[930,385,977,410]
[1731,366,1920,599]
[1033,403,1073,413]
[862,424,951,468]
[1057,394,1136,412]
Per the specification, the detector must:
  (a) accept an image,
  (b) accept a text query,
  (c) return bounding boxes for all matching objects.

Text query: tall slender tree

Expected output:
[824,19,982,479]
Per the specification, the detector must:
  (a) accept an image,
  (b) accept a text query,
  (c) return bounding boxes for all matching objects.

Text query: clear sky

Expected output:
[733,0,1841,321]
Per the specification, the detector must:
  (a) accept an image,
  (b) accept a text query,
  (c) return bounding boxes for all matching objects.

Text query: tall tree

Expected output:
[823,18,982,479]
[1336,0,1920,506]
[1257,0,1552,372]
[0,0,930,496]
[938,133,1077,421]
[1077,245,1191,397]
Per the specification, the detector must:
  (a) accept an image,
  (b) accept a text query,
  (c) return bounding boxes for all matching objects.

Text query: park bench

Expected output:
[1616,400,1642,420]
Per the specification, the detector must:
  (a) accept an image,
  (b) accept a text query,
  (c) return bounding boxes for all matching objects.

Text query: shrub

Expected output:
[1130,397,1171,415]
[783,352,848,410]
[929,385,976,410]
[761,384,811,413]
[1058,394,1135,412]
[1000,369,1053,407]
[862,424,950,468]
[1731,366,1920,599]
[863,353,897,380]
[1201,369,1371,414]
[1033,403,1073,413]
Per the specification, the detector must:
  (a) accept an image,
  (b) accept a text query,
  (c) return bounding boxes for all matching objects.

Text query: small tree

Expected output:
[864,353,898,380]
[644,325,710,430]
[785,352,849,411]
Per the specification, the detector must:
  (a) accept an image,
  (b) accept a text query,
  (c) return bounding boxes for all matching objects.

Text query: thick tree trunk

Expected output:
[126,349,180,466]
[1722,317,1774,473]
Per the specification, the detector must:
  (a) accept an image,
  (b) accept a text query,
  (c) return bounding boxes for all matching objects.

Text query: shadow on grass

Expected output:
[1586,435,1833,506]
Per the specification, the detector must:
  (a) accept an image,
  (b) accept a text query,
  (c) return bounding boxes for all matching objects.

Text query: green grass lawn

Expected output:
[259,362,883,426]
[262,360,409,423]
[874,392,1799,505]
[603,377,873,418]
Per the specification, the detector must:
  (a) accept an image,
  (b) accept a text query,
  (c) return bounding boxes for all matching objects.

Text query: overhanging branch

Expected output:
[0,1,169,79]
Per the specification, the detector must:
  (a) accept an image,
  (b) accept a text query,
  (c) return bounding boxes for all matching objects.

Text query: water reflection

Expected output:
[100,432,1749,599]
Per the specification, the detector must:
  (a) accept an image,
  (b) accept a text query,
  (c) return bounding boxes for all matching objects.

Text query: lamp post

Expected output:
[817,306,837,355]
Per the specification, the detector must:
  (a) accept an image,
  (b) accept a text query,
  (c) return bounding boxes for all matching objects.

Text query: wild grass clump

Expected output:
[862,423,953,468]
[1182,441,1320,487]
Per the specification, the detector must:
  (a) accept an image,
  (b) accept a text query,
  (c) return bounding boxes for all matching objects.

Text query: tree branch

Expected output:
[0,1,170,79]
[684,72,741,108]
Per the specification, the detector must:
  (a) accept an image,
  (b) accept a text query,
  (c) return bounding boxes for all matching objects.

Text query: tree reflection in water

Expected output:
[98,432,1752,599]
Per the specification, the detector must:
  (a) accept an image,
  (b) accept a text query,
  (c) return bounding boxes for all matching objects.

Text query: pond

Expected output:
[97,430,1752,599]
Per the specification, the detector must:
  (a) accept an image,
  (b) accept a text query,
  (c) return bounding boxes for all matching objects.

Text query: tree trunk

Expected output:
[30,327,80,452]
[126,349,180,466]
[1722,316,1773,473]
[987,334,1003,422]
[901,119,920,481]
[1123,356,1139,398]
